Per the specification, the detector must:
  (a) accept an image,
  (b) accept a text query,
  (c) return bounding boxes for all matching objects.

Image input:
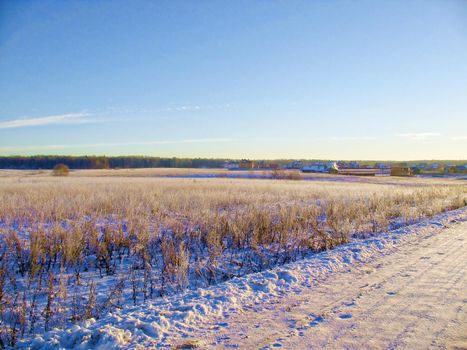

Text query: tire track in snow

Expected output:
[171,217,467,349]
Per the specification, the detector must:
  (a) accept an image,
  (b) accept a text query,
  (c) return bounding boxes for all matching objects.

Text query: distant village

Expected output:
[224,160,467,177]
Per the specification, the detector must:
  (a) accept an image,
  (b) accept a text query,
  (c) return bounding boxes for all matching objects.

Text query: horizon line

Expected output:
[0,154,465,163]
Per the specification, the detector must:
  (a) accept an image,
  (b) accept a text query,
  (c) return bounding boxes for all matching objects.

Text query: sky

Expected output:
[0,0,466,160]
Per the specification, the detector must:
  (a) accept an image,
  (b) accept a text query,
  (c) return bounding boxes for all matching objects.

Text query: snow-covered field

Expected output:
[0,174,465,348]
[18,206,467,349]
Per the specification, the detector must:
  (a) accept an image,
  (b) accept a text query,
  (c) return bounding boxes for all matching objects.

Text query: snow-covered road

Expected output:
[172,216,467,349]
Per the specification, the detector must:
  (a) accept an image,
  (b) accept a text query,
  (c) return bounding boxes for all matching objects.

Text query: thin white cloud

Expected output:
[155,104,231,113]
[137,138,237,145]
[0,138,238,152]
[248,136,377,143]
[396,132,442,141]
[318,136,377,141]
[449,136,467,141]
[0,113,92,129]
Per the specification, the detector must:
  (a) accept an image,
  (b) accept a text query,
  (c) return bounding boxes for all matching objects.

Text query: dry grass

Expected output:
[1,167,464,186]
[0,171,465,346]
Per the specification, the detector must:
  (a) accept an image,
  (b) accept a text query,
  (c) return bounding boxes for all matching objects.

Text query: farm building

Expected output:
[239,159,255,169]
[255,161,280,170]
[337,168,383,176]
[390,166,414,177]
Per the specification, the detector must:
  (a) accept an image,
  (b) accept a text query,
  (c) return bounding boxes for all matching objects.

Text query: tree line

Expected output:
[0,156,228,169]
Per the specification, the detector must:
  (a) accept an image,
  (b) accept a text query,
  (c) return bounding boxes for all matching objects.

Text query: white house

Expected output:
[224,162,239,170]
[302,161,335,173]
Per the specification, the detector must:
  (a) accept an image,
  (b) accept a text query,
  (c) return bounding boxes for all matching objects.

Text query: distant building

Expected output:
[375,163,391,169]
[239,159,255,169]
[336,161,360,169]
[331,162,389,176]
[283,161,303,169]
[255,161,279,170]
[390,166,414,177]
[302,161,335,173]
[359,164,372,169]
[337,168,382,176]
[418,162,428,169]
[224,162,239,170]
[269,163,280,170]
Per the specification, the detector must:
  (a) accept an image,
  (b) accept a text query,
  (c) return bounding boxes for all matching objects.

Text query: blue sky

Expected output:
[0,0,466,160]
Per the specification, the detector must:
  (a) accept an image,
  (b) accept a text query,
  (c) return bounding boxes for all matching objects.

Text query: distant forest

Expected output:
[0,156,228,169]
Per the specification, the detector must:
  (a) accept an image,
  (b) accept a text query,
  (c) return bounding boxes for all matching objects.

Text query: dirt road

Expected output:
[173,220,467,349]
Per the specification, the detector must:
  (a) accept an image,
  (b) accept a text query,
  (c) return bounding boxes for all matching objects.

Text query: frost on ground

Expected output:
[18,206,467,349]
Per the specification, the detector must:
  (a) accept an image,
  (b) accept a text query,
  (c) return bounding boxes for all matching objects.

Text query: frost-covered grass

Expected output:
[16,207,467,349]
[0,174,465,347]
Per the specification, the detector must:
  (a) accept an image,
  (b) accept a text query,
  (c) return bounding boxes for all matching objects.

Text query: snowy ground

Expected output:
[19,207,467,349]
